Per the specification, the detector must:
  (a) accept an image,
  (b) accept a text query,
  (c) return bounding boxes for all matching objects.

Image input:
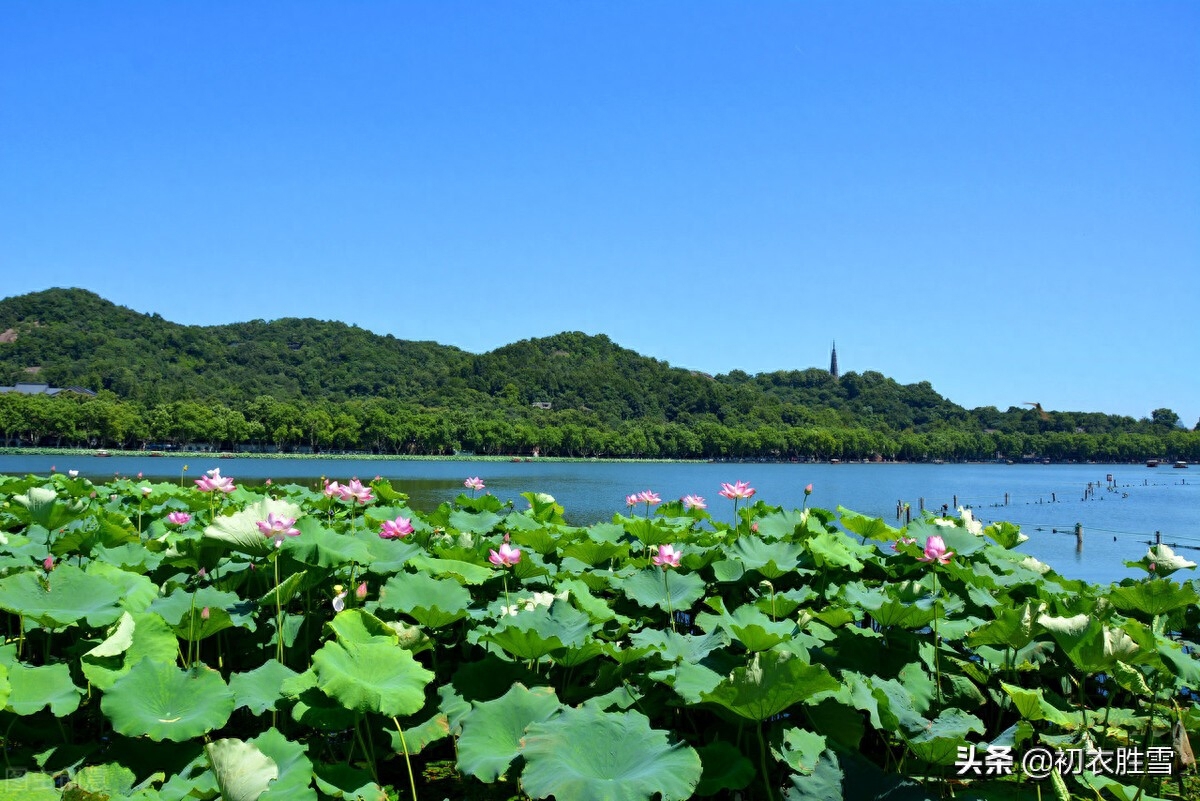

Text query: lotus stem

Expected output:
[274,555,284,664]
[932,569,942,708]
[392,716,420,801]
[757,719,777,801]
[663,570,675,634]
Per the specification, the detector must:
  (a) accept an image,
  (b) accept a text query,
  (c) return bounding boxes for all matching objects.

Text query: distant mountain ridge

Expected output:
[0,287,1163,438]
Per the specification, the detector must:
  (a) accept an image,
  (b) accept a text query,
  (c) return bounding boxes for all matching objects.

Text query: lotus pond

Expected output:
[0,469,1196,801]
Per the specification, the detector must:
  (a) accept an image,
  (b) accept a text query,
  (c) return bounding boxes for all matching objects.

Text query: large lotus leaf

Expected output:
[784,748,844,801]
[806,531,874,572]
[11,485,88,530]
[205,738,279,801]
[456,683,561,782]
[869,677,929,736]
[81,611,179,691]
[70,763,137,797]
[0,654,80,715]
[726,536,804,579]
[390,710,453,756]
[484,599,594,659]
[773,727,827,775]
[620,568,706,613]
[521,491,566,524]
[696,605,796,652]
[406,553,493,585]
[311,762,383,801]
[102,659,235,741]
[999,681,1074,726]
[0,563,123,628]
[520,706,702,801]
[837,508,900,543]
[985,521,1028,549]
[327,608,398,646]
[448,509,502,535]
[628,627,730,665]
[694,739,755,796]
[203,497,303,557]
[701,651,839,722]
[251,727,317,801]
[561,539,627,566]
[231,659,302,715]
[555,578,627,625]
[291,687,358,731]
[377,571,472,628]
[149,586,256,638]
[86,560,158,612]
[904,708,986,766]
[51,517,140,559]
[1038,613,1141,674]
[966,601,1047,649]
[0,771,58,801]
[1108,579,1199,617]
[355,536,421,575]
[1126,544,1197,577]
[753,509,811,540]
[312,639,433,716]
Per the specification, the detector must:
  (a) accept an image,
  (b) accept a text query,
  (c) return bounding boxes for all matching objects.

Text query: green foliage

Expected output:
[0,471,1195,800]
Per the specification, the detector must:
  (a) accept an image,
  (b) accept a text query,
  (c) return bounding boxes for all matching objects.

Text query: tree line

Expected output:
[2,391,1197,462]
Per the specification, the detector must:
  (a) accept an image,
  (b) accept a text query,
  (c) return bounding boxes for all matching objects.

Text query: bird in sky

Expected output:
[1024,402,1050,420]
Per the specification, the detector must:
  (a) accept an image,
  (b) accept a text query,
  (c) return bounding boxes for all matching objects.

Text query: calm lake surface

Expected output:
[3,455,1196,586]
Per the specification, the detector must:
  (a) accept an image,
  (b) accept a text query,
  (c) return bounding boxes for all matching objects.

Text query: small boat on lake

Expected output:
[94,450,111,457]
[1146,459,1159,468]
[1175,460,1189,469]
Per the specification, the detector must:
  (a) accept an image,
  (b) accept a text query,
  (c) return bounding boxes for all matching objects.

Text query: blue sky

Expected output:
[2,2,1197,425]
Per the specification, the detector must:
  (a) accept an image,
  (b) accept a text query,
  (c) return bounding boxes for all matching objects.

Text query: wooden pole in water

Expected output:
[1075,523,1083,546]
[919,497,924,513]
[1156,531,1162,545]
[953,494,957,509]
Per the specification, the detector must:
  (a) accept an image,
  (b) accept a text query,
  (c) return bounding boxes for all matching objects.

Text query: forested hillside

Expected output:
[0,288,1195,460]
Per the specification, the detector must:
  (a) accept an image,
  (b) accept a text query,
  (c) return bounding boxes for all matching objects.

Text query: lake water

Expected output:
[3,454,1197,586]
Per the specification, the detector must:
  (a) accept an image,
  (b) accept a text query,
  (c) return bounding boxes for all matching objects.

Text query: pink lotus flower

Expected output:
[339,479,373,504]
[356,581,368,601]
[167,511,192,526]
[682,495,707,511]
[380,516,414,539]
[195,468,236,493]
[323,480,342,499]
[917,535,954,565]
[464,476,486,492]
[891,535,917,552]
[652,544,682,569]
[625,494,640,509]
[200,607,210,620]
[43,555,54,572]
[719,480,756,501]
[256,513,301,546]
[265,478,272,486]
[137,472,143,479]
[489,543,522,567]
[637,490,661,505]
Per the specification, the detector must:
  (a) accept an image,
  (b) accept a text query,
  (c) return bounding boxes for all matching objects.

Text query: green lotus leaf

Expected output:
[985,521,1027,549]
[694,739,755,796]
[0,563,124,628]
[522,491,566,524]
[149,586,256,636]
[377,570,472,628]
[456,683,561,782]
[807,530,874,572]
[561,539,626,566]
[1038,614,1141,674]
[0,771,58,801]
[904,709,986,765]
[326,608,398,646]
[102,659,235,741]
[784,748,845,801]
[999,681,1075,725]
[83,561,158,615]
[484,599,594,660]
[520,706,702,801]
[627,627,729,664]
[407,553,493,585]
[448,509,502,535]
[230,659,302,715]
[311,762,383,801]
[251,727,317,801]
[966,600,1047,649]
[620,567,706,613]
[205,738,279,801]
[2,657,79,715]
[390,711,452,756]
[81,611,179,691]
[355,536,420,575]
[695,605,795,652]
[725,536,804,579]
[837,508,900,543]
[1108,578,1199,617]
[71,763,137,797]
[12,485,88,530]
[701,650,839,722]
[312,639,434,716]
[773,727,827,775]
[1126,543,1197,577]
[869,676,929,736]
[291,687,358,731]
[280,517,371,567]
[204,497,303,557]
[753,509,811,540]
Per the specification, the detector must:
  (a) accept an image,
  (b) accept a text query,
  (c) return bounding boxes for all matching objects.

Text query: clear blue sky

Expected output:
[3,2,1197,425]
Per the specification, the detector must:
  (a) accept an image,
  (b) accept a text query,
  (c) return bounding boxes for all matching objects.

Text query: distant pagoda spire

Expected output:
[830,341,839,380]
